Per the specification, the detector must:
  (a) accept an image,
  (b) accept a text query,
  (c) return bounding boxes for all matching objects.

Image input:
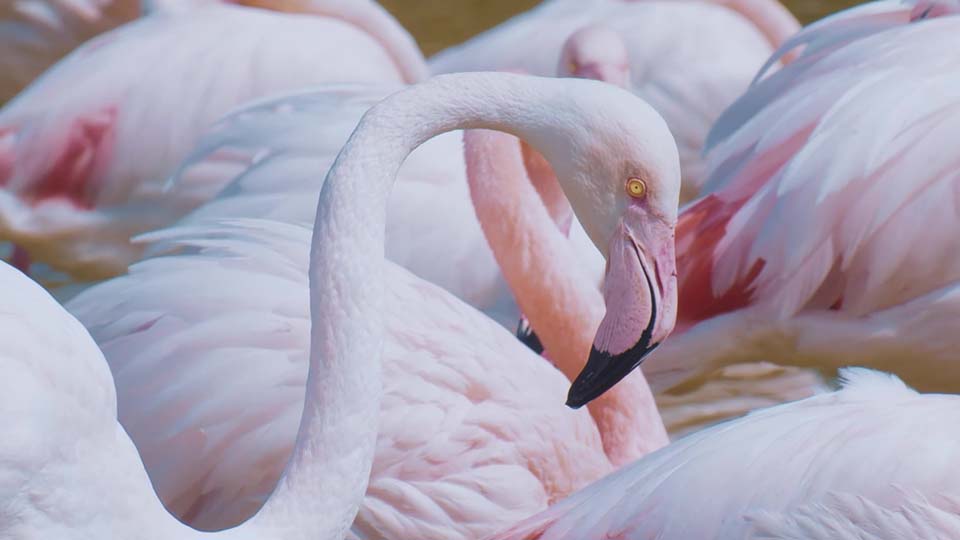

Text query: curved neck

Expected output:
[464,130,668,466]
[231,73,566,540]
[237,0,429,83]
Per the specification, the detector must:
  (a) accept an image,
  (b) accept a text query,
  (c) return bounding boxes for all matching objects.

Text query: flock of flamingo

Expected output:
[2,0,960,537]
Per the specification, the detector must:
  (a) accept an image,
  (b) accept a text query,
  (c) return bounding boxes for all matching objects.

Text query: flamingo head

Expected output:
[528,79,680,408]
[557,25,631,88]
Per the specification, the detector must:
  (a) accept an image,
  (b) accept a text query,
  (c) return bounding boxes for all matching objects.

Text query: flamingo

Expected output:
[65,72,681,536]
[0,0,426,281]
[565,0,960,407]
[0,0,137,105]
[489,368,960,540]
[429,0,800,200]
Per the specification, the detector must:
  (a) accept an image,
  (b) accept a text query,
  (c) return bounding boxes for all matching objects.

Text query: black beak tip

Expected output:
[565,394,588,409]
[565,341,661,409]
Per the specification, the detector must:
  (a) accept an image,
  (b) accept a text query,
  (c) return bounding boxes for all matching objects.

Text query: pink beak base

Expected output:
[567,219,677,408]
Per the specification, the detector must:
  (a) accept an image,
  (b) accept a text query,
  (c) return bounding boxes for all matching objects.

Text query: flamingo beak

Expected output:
[566,216,677,408]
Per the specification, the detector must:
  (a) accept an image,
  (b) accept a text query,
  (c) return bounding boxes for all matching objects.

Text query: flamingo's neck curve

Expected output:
[237,73,562,540]
[242,72,672,538]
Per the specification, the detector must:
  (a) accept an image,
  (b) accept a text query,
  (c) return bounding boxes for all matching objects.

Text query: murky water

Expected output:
[380,0,862,56]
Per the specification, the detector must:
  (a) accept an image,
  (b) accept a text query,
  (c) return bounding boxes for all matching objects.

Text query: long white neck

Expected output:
[225,73,620,540]
[142,0,428,84]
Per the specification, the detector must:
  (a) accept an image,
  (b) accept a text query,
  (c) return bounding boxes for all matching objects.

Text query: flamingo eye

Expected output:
[626,177,647,199]
[568,61,579,74]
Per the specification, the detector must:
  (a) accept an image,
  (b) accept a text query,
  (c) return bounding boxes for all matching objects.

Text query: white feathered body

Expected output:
[68,218,611,536]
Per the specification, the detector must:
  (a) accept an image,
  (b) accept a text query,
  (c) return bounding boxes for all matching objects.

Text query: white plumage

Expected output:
[491,369,960,540]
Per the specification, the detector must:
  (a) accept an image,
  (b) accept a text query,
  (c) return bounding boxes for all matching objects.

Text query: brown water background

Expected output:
[379,0,862,56]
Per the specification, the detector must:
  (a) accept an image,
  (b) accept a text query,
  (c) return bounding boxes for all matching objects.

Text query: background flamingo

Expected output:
[582,0,960,403]
[430,0,800,199]
[0,0,428,105]
[489,368,960,540]
[0,0,426,281]
[67,72,681,535]
[0,0,136,104]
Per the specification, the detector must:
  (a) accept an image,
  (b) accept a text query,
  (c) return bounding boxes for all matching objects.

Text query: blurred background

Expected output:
[379,0,862,55]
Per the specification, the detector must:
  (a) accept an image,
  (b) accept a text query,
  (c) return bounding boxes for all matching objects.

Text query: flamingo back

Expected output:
[678,13,960,323]
[67,217,611,536]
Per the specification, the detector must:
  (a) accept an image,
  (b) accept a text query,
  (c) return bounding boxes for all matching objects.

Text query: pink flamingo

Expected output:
[67,72,680,536]
[0,0,426,281]
[430,0,800,200]
[490,368,960,540]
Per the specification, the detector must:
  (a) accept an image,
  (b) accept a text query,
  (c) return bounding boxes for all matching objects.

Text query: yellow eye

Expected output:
[626,177,647,198]
[568,61,579,74]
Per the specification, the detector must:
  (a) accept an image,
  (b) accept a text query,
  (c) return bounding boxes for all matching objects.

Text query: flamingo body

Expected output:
[490,369,960,540]
[0,261,202,539]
